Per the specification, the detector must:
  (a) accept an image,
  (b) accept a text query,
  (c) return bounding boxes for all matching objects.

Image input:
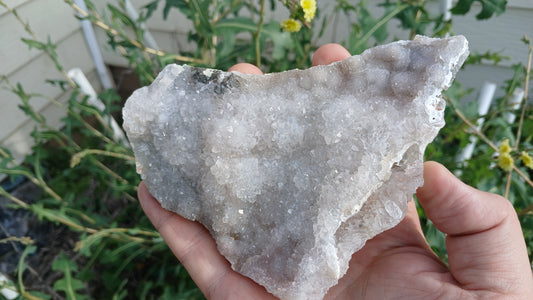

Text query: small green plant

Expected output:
[52,253,87,300]
[0,0,531,298]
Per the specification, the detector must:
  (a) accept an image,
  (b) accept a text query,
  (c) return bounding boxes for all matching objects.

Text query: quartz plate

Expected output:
[123,35,469,300]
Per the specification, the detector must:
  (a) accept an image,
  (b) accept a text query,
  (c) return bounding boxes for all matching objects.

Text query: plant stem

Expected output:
[254,0,266,67]
[0,167,62,202]
[409,0,429,37]
[211,0,243,25]
[513,165,533,189]
[514,37,532,149]
[504,171,512,199]
[448,100,498,151]
[16,247,26,296]
[514,163,533,214]
[71,149,135,168]
[506,36,532,200]
[410,8,423,40]
[74,228,159,251]
[0,186,29,208]
[353,4,408,51]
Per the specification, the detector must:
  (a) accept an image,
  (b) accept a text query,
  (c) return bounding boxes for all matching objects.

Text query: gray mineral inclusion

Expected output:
[123,35,469,300]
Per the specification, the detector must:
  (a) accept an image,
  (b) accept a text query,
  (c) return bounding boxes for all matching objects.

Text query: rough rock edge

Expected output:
[123,35,469,300]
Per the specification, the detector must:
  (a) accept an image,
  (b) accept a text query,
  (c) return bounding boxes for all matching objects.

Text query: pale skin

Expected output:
[138,44,533,299]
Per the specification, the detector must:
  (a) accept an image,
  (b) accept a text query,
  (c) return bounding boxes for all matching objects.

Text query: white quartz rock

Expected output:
[123,35,469,300]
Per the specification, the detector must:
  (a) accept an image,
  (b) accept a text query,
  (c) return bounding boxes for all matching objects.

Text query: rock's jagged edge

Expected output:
[123,35,469,300]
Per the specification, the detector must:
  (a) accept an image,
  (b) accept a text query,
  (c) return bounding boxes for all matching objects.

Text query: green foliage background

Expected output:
[0,0,531,299]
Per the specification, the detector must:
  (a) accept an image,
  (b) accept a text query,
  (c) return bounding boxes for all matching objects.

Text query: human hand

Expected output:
[138,44,533,299]
[326,160,533,299]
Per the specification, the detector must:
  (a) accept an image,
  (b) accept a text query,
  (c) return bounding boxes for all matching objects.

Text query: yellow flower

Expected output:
[300,0,316,22]
[498,139,511,154]
[520,151,533,169]
[498,153,514,172]
[281,18,301,32]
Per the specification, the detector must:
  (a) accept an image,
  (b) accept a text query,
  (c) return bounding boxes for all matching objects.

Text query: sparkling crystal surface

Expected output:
[123,35,469,300]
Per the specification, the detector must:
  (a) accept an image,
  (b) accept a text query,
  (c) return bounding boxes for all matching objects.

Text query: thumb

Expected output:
[416,161,532,295]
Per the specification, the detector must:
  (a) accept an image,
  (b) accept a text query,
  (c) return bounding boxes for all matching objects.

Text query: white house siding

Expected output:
[0,0,100,164]
[92,0,194,67]
[315,1,532,101]
[453,2,533,101]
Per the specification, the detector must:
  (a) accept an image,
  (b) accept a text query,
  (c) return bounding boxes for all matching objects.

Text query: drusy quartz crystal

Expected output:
[123,35,469,300]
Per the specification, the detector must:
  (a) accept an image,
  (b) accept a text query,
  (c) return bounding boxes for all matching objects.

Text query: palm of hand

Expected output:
[327,205,459,299]
[327,161,531,300]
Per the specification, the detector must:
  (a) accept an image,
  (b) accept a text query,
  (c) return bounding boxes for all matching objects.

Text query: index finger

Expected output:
[228,63,263,74]
[312,43,351,66]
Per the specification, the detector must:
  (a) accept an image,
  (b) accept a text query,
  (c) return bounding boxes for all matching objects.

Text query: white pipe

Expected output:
[68,68,130,147]
[69,68,101,108]
[506,88,524,124]
[456,82,496,163]
[458,136,477,165]
[124,0,160,50]
[74,0,114,90]
[474,81,496,128]
[440,0,452,38]
[440,0,452,22]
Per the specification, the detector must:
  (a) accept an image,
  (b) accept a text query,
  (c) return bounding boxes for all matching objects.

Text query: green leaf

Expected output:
[21,38,46,50]
[30,203,85,231]
[465,50,509,65]
[17,245,37,296]
[107,4,137,30]
[213,19,291,61]
[451,0,475,15]
[350,2,408,54]
[358,4,388,43]
[52,253,79,273]
[52,253,87,300]
[140,1,159,22]
[261,21,292,61]
[21,37,62,71]
[163,0,190,19]
[163,0,210,32]
[213,17,255,58]
[451,0,507,20]
[424,220,447,260]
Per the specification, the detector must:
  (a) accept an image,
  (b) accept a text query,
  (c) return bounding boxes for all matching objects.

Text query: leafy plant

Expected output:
[450,0,507,20]
[52,254,87,300]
